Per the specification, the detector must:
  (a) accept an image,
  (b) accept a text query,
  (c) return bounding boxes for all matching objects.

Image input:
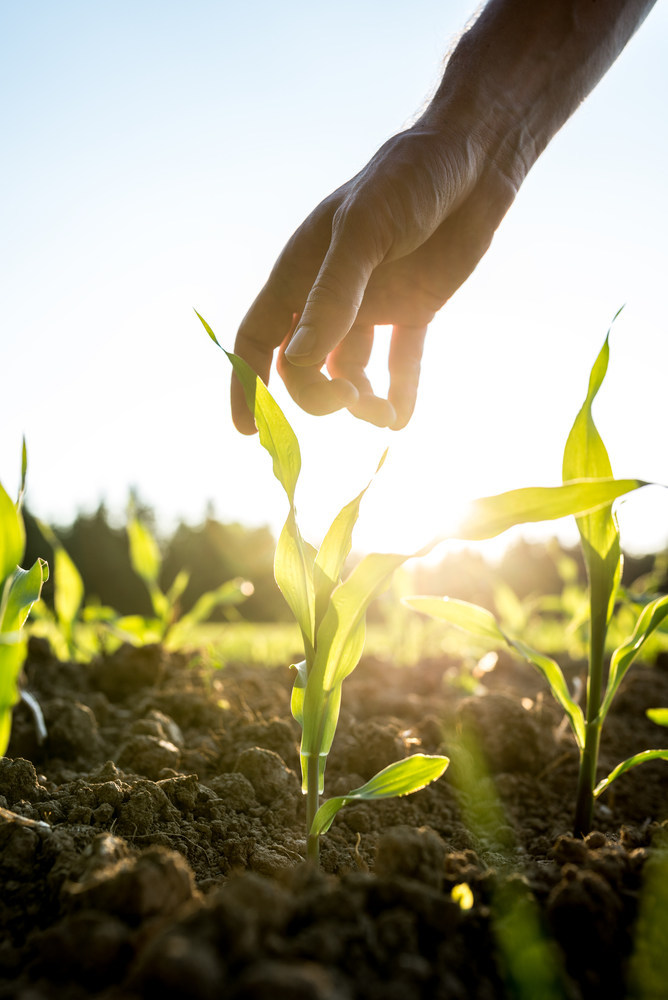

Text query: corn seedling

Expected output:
[120,506,253,648]
[29,520,88,660]
[406,330,668,835]
[198,311,449,864]
[0,444,48,754]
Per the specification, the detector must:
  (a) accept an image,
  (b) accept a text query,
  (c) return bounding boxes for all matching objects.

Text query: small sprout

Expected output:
[405,321,668,836]
[199,311,449,864]
[122,502,253,648]
[0,444,48,754]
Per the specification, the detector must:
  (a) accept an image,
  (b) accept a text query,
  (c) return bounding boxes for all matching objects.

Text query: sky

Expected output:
[2,0,668,564]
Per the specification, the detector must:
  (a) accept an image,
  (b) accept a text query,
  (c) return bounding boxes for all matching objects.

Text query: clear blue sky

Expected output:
[2,1,668,559]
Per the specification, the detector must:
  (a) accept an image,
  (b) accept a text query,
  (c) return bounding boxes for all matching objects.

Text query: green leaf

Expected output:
[218,343,301,506]
[0,481,25,585]
[314,491,367,629]
[304,683,343,794]
[310,754,449,837]
[290,659,307,729]
[600,595,668,719]
[0,559,49,634]
[563,334,621,630]
[113,615,164,645]
[0,554,46,756]
[404,596,504,643]
[177,576,251,629]
[166,569,191,607]
[505,636,585,749]
[313,452,387,628]
[127,516,162,585]
[647,708,668,727]
[301,550,421,775]
[53,546,84,633]
[457,478,646,541]
[594,749,668,798]
[35,520,83,635]
[275,508,315,658]
[404,595,585,748]
[17,437,27,512]
[0,635,27,755]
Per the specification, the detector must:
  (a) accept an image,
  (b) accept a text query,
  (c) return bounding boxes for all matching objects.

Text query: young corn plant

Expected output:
[0,445,48,754]
[29,520,87,660]
[120,507,254,649]
[406,331,668,836]
[198,311,449,864]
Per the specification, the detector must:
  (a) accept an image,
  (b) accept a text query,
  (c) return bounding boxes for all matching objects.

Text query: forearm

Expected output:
[421,0,657,184]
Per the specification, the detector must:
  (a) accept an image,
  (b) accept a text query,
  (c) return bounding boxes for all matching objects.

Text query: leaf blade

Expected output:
[594,749,668,798]
[310,754,449,837]
[601,595,668,719]
[457,478,647,541]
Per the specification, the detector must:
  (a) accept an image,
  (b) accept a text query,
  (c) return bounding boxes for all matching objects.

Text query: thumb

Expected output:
[284,235,377,366]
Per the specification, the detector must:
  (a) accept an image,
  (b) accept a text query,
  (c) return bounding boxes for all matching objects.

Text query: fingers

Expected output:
[326,325,397,428]
[276,332,359,416]
[231,289,295,435]
[284,227,381,368]
[388,325,428,430]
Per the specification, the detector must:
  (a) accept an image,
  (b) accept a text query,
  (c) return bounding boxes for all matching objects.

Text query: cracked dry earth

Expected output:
[2,637,668,999]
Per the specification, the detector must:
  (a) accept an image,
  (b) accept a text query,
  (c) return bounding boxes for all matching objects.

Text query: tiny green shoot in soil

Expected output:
[0,442,48,754]
[198,311,449,864]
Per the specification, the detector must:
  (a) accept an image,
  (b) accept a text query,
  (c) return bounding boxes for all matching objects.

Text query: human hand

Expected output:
[232,124,519,434]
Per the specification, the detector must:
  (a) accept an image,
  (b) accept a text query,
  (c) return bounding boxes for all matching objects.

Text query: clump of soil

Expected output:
[2,637,668,999]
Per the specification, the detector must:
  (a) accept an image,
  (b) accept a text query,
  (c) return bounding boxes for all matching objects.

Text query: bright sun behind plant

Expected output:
[198,310,449,865]
[405,322,668,836]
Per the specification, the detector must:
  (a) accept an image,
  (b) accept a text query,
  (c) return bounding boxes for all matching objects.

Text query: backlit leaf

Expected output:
[594,749,668,798]
[405,596,585,748]
[275,508,315,658]
[601,595,668,719]
[197,313,302,504]
[0,481,24,585]
[458,478,646,541]
[313,452,387,627]
[563,334,621,631]
[505,636,585,749]
[300,683,343,794]
[53,547,84,632]
[404,596,504,643]
[0,559,49,633]
[310,754,449,836]
[178,576,251,629]
[0,635,27,755]
[36,520,83,635]
[302,551,420,769]
[647,708,668,727]
[17,438,27,512]
[290,659,307,729]
[127,516,161,585]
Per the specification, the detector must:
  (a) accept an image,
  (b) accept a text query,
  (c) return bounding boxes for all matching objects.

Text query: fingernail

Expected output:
[285,325,316,360]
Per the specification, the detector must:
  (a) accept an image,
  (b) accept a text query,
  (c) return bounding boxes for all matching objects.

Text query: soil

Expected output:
[2,636,668,999]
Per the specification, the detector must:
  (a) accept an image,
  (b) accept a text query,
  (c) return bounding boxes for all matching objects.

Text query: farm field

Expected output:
[3,335,668,999]
[2,628,668,999]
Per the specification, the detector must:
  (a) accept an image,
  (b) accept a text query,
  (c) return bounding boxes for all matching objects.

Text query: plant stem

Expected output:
[573,603,606,837]
[306,754,320,864]
[573,720,601,836]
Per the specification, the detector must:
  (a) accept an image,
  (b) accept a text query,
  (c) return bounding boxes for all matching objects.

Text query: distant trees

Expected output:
[21,502,663,626]
[23,503,286,622]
